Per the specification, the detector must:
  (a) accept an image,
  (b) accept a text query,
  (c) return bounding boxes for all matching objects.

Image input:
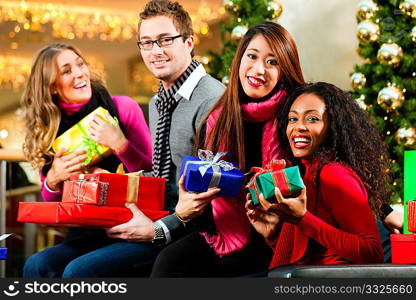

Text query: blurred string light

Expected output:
[190,1,226,37]
[0,0,226,45]
[0,55,31,90]
[0,54,106,90]
[0,1,137,42]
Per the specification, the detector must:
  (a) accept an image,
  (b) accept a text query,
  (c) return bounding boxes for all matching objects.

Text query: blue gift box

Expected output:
[0,233,12,260]
[0,247,7,260]
[179,151,244,198]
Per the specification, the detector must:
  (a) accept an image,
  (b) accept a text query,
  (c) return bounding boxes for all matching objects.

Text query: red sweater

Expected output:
[269,160,384,269]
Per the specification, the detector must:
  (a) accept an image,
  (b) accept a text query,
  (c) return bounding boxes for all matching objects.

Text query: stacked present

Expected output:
[404,150,416,234]
[391,234,416,264]
[18,172,168,227]
[52,106,115,166]
[0,233,12,260]
[391,198,416,263]
[247,159,304,206]
[179,150,244,198]
[408,200,416,233]
[391,150,416,264]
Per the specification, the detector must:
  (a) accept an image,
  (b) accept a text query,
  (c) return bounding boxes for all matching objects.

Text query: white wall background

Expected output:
[279,0,363,89]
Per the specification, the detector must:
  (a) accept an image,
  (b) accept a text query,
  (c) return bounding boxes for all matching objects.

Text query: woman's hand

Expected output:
[175,175,220,221]
[383,210,403,234]
[46,148,88,191]
[259,186,307,225]
[88,111,127,153]
[245,192,281,242]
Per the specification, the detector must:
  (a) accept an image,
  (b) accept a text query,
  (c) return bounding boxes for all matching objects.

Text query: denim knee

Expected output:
[62,259,95,278]
[23,252,57,278]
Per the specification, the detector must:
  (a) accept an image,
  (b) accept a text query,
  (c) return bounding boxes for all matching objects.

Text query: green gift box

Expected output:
[404,150,416,233]
[248,164,304,206]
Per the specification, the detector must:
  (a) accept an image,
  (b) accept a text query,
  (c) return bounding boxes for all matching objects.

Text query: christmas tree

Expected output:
[206,0,283,84]
[350,0,416,204]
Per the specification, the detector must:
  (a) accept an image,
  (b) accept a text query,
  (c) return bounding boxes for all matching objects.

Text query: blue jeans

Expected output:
[377,219,392,263]
[23,238,161,278]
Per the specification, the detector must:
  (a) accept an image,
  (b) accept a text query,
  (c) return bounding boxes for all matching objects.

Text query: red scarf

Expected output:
[241,89,287,167]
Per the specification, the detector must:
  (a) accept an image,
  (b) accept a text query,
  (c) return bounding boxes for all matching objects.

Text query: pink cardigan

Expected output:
[201,107,281,256]
[40,96,152,202]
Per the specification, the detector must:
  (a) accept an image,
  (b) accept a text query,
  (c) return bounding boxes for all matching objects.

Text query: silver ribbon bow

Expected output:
[183,150,235,189]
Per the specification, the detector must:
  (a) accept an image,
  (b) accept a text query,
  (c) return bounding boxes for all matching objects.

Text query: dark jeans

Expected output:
[150,231,272,277]
[23,232,161,278]
[377,219,392,263]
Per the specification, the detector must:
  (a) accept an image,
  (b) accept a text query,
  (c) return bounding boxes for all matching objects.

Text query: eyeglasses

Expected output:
[137,35,182,50]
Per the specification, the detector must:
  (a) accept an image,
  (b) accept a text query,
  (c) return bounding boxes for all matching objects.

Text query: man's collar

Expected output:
[174,64,206,101]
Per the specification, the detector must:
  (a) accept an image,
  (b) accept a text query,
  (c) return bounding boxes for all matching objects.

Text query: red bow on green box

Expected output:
[246,159,304,206]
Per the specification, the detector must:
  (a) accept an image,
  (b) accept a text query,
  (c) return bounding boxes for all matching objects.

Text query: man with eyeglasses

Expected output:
[56,0,225,278]
[127,0,225,247]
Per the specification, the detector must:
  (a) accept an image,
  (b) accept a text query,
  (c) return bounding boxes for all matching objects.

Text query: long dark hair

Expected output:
[277,82,390,216]
[194,21,304,170]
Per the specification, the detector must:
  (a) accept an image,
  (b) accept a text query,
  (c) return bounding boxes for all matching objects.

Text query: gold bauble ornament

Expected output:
[222,75,230,85]
[231,25,248,42]
[356,20,380,44]
[399,0,416,18]
[266,1,283,19]
[377,86,405,110]
[377,43,403,67]
[357,0,379,21]
[411,26,416,42]
[395,127,416,147]
[350,72,367,90]
[355,97,368,110]
[224,0,237,12]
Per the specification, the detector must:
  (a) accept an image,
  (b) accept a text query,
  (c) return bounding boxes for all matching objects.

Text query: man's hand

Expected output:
[175,175,220,221]
[106,203,155,242]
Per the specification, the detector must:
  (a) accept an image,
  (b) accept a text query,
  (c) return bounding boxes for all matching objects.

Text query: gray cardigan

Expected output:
[148,73,225,241]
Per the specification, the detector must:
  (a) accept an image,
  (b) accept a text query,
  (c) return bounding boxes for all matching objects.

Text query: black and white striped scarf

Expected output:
[152,60,200,189]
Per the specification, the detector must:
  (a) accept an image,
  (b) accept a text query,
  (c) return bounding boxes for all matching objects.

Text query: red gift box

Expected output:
[17,202,169,227]
[408,200,416,233]
[391,234,416,264]
[62,173,165,211]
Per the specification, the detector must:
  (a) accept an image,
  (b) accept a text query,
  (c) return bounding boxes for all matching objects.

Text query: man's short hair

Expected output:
[139,0,194,39]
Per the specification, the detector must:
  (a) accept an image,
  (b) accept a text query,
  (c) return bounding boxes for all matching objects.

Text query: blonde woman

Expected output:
[22,43,152,277]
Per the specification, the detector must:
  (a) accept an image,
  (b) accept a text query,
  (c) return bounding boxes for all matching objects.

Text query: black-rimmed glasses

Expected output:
[137,35,182,50]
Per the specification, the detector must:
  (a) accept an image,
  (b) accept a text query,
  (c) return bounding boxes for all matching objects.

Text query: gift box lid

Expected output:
[391,233,416,242]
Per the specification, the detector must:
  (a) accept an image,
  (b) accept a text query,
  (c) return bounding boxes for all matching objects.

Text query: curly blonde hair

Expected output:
[21,43,103,170]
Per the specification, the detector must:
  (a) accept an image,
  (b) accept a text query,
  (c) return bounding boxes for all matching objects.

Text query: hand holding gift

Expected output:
[106,203,155,242]
[262,186,307,225]
[175,175,220,221]
[88,111,127,153]
[52,107,117,167]
[46,148,88,191]
[245,192,281,243]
